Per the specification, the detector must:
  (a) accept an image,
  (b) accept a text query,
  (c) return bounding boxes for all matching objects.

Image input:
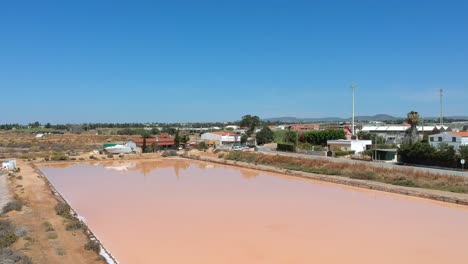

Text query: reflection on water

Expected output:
[39,159,468,264]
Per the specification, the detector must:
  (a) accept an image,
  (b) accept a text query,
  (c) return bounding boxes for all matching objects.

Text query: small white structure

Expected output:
[327,139,372,154]
[201,132,241,146]
[429,132,468,149]
[2,159,17,171]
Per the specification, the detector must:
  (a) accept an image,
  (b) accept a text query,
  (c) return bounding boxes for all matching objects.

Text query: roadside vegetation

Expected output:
[223,151,468,193]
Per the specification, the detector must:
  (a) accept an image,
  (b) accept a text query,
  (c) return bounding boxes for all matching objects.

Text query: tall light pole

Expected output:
[351,83,357,136]
[439,88,444,126]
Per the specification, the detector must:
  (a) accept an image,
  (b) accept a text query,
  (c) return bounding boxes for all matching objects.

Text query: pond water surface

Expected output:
[39,159,468,264]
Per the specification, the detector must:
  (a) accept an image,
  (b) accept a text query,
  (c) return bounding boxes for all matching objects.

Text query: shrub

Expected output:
[84,240,100,253]
[0,248,32,263]
[65,219,85,231]
[162,150,178,157]
[55,202,71,218]
[2,200,24,214]
[335,150,355,157]
[218,153,225,159]
[277,143,296,152]
[51,153,69,161]
[43,221,54,232]
[47,232,58,239]
[107,154,114,158]
[0,220,18,248]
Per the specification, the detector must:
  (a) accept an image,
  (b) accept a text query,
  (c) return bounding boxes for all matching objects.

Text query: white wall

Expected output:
[429,132,463,149]
[350,140,372,153]
[327,140,372,154]
[2,160,16,170]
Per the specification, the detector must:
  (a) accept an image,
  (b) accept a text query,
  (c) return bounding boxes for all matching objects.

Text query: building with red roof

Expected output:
[429,131,468,150]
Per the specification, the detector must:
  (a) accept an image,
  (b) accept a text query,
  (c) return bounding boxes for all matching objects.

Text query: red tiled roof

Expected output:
[451,132,468,137]
[158,137,175,146]
[133,137,157,146]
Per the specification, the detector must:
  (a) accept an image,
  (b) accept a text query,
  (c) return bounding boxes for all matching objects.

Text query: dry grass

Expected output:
[225,152,468,193]
[0,131,128,159]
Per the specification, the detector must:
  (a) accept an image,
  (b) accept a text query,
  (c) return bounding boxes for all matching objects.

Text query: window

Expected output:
[452,137,456,142]
[438,137,442,142]
[430,137,434,142]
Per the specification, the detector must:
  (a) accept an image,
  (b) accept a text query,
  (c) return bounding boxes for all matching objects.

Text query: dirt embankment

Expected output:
[3,160,104,264]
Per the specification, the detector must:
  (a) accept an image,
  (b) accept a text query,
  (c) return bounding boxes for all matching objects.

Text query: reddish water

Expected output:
[40,159,468,264]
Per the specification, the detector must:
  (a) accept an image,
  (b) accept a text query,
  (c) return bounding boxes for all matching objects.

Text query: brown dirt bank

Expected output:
[3,160,105,263]
[181,151,468,206]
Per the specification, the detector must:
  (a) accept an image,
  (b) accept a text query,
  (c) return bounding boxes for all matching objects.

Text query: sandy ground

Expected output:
[4,160,104,264]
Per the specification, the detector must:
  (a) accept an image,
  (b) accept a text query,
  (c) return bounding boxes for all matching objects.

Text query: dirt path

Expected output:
[5,160,103,264]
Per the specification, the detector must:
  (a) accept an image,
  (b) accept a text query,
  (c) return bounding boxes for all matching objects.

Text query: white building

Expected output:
[429,132,468,149]
[2,159,17,171]
[201,132,241,146]
[361,125,449,144]
[327,139,372,154]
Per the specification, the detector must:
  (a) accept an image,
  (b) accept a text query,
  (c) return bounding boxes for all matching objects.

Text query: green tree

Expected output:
[240,115,260,135]
[460,146,468,161]
[174,130,180,148]
[284,130,298,145]
[241,134,248,144]
[256,126,274,145]
[180,134,190,144]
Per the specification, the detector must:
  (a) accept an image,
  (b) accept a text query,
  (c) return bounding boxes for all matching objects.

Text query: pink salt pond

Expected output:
[39,159,468,264]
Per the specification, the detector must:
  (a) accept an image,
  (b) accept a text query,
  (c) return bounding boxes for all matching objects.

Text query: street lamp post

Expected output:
[351,83,356,136]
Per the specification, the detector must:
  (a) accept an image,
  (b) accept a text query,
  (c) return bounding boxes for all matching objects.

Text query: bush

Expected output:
[162,150,178,157]
[0,220,18,248]
[55,202,71,218]
[277,143,296,152]
[43,221,54,232]
[107,154,114,158]
[302,129,346,145]
[2,200,24,214]
[218,153,225,159]
[0,248,32,263]
[335,150,355,157]
[47,232,58,239]
[84,240,100,253]
[65,219,85,231]
[51,153,69,161]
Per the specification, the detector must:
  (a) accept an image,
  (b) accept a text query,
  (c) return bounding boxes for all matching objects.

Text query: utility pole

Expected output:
[351,83,356,136]
[440,88,443,126]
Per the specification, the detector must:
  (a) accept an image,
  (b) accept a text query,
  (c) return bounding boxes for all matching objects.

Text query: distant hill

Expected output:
[264,114,402,123]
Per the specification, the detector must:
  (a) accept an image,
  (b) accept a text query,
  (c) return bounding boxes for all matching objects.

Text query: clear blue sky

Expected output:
[1,0,467,123]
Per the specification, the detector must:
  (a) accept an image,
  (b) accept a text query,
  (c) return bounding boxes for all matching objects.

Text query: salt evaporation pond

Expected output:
[39,159,468,264]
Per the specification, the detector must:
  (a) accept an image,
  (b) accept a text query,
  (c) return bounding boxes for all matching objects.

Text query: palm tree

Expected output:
[405,111,420,144]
